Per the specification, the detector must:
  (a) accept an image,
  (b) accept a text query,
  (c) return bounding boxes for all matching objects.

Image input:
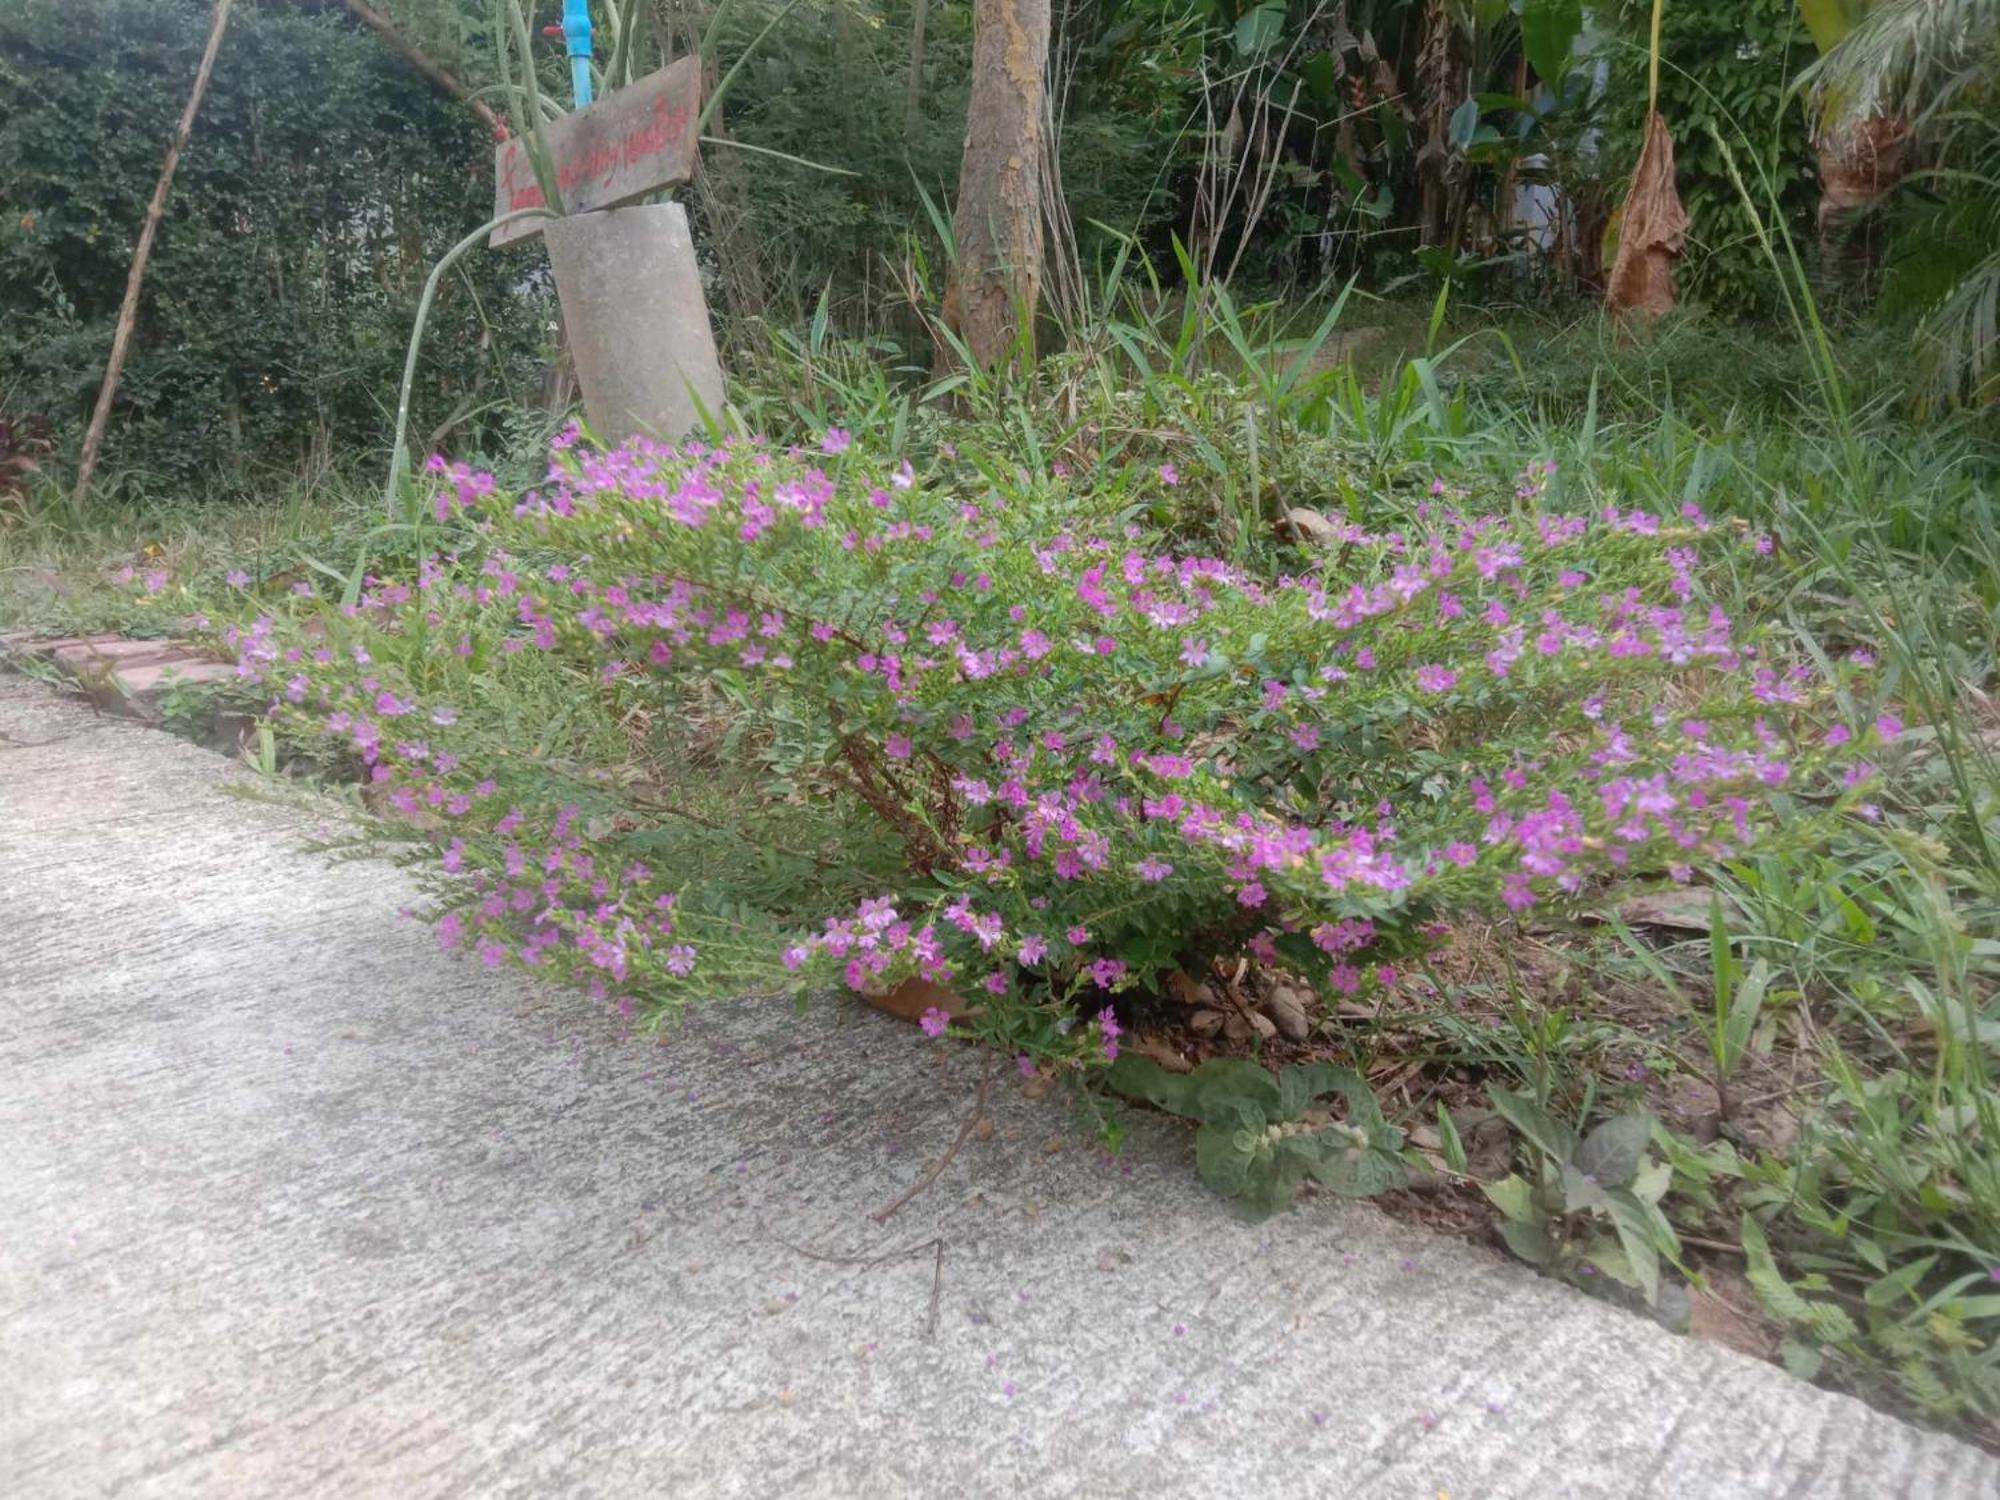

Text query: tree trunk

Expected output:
[942,0,1050,371]
[1814,114,1913,287]
[73,0,234,509]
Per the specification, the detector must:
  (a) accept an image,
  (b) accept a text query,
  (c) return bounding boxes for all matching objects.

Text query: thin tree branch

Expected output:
[74,0,235,510]
[872,1050,996,1223]
[344,0,505,138]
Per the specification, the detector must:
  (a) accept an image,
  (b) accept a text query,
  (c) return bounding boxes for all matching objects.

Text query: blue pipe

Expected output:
[563,0,594,108]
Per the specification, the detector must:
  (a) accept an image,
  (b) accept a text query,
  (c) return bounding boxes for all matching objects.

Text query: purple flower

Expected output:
[1135,856,1174,882]
[1874,713,1903,742]
[1414,664,1458,693]
[1158,462,1180,486]
[919,1006,950,1038]
[820,428,851,455]
[1018,934,1048,964]
[1097,1005,1122,1060]
[225,569,251,588]
[884,733,913,760]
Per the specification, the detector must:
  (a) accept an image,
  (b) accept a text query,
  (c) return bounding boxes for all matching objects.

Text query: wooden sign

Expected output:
[490,56,702,247]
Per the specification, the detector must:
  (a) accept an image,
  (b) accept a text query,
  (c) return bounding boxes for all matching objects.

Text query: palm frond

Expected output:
[1810,0,2000,127]
[1913,247,2000,408]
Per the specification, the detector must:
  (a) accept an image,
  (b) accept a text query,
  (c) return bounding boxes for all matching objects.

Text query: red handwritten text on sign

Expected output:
[491,57,702,247]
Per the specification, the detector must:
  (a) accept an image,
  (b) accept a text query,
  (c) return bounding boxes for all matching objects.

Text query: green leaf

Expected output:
[1437,1105,1469,1175]
[1500,1214,1557,1265]
[1278,1061,1356,1120]
[1488,1087,1578,1166]
[1604,1190,1664,1304]
[1103,1054,1199,1117]
[1583,1232,1642,1290]
[1863,1255,1938,1309]
[1447,96,1480,152]
[1780,1338,1825,1380]
[1193,1117,1264,1199]
[1720,959,1772,1078]
[1519,0,1582,85]
[1306,1131,1409,1197]
[1184,1057,1283,1121]
[1631,1156,1673,1207]
[1481,1173,1538,1223]
[1740,1214,1815,1324]
[1562,1162,1610,1213]
[1233,0,1285,58]
[1574,1115,1653,1189]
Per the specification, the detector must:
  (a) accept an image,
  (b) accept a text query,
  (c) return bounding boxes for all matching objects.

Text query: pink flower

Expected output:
[1158,462,1180,486]
[1874,713,1903,742]
[1097,1005,1122,1060]
[919,1006,950,1038]
[1414,664,1457,693]
[820,428,851,455]
[885,733,913,760]
[1066,924,1090,944]
[1018,934,1048,964]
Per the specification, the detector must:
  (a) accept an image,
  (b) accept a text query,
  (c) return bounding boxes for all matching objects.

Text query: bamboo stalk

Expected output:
[73,0,235,510]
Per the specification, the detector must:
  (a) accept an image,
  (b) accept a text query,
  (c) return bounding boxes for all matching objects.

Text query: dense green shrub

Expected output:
[0,0,550,491]
[236,423,1885,1083]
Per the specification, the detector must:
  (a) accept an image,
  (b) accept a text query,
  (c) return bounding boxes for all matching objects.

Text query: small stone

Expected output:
[1189,1008,1225,1038]
[1262,985,1312,1041]
[1283,507,1338,545]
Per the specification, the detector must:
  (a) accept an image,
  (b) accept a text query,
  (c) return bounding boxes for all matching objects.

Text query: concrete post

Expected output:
[543,202,725,445]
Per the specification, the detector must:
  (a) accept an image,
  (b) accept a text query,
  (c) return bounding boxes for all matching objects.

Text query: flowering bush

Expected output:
[235,427,1889,1072]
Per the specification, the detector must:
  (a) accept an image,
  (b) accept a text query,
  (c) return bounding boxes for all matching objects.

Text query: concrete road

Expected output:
[2,674,1993,1498]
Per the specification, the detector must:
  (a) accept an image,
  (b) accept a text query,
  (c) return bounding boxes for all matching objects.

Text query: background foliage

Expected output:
[0,0,552,494]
